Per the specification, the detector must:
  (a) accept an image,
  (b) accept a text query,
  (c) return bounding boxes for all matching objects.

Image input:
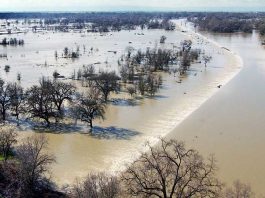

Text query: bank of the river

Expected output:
[166,27,265,195]
[14,20,242,187]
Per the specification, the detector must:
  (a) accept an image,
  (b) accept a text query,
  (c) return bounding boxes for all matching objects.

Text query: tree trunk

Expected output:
[45,119,50,127]
[16,114,20,126]
[16,107,20,126]
[89,120,93,128]
[3,149,8,161]
[58,102,62,112]
[2,108,6,121]
[104,93,108,102]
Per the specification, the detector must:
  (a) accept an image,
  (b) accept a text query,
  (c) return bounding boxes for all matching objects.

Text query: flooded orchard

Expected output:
[0,20,242,186]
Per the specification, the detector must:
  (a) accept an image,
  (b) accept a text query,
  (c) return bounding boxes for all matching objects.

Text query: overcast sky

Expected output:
[1,0,265,12]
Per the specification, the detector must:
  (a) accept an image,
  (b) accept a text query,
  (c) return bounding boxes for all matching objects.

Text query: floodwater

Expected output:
[167,29,265,195]
[1,21,243,187]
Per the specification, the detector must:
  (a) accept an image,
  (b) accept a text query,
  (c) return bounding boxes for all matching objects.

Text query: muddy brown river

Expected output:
[167,29,265,196]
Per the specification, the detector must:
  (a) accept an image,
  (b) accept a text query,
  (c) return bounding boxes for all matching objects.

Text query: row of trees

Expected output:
[189,13,265,37]
[0,78,75,126]
[190,16,254,33]
[115,39,209,97]
[0,38,24,46]
[256,19,265,36]
[1,12,265,33]
[74,63,163,98]
[54,47,80,59]
[62,47,80,58]
[119,40,201,79]
[0,128,256,198]
[147,19,175,31]
[190,15,265,45]
[0,70,122,128]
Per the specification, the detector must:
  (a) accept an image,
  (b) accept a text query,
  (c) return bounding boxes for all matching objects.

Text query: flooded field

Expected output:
[0,26,192,87]
[1,21,243,187]
[167,30,265,195]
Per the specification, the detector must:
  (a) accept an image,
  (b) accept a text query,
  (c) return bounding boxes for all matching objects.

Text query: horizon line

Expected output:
[0,10,265,13]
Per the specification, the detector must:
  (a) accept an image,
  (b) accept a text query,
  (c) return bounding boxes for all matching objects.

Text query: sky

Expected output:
[0,0,265,12]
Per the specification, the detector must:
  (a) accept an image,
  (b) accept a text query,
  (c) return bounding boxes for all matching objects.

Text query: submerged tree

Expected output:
[202,55,212,67]
[137,76,146,96]
[92,71,120,102]
[120,65,130,83]
[122,138,222,198]
[127,86,136,98]
[9,83,24,125]
[26,78,56,127]
[181,40,192,52]
[64,47,69,57]
[179,51,191,75]
[145,73,160,96]
[72,88,106,129]
[51,80,76,112]
[160,35,167,44]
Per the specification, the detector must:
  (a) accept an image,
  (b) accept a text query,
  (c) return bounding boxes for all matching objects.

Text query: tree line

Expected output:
[1,12,265,32]
[189,13,265,36]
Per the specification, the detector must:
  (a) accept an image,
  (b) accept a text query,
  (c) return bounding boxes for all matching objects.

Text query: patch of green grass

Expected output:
[0,152,15,161]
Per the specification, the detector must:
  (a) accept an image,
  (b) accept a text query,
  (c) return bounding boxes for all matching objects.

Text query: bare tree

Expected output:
[0,125,17,161]
[64,47,69,57]
[72,88,105,129]
[0,159,20,197]
[180,40,192,52]
[127,86,136,98]
[179,51,191,75]
[16,134,55,197]
[26,79,57,127]
[160,35,167,44]
[202,55,212,67]
[225,180,255,198]
[146,73,160,96]
[54,50,58,59]
[0,79,12,121]
[9,83,24,125]
[92,71,120,102]
[138,76,146,96]
[120,65,129,83]
[71,173,120,198]
[82,65,96,79]
[51,80,76,112]
[122,138,222,198]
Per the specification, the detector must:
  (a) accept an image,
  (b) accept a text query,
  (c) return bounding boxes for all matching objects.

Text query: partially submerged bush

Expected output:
[4,65,10,73]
